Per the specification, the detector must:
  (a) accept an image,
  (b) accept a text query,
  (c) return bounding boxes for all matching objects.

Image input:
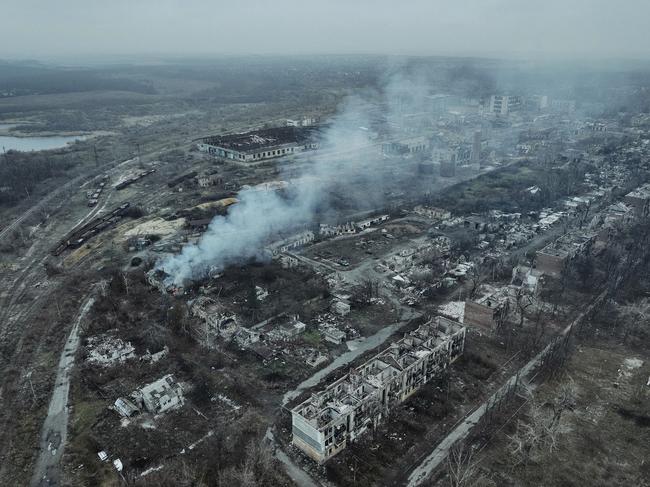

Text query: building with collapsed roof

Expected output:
[146,269,185,295]
[535,231,596,278]
[319,222,357,237]
[382,137,429,156]
[189,297,239,347]
[132,375,185,415]
[196,174,223,188]
[114,374,185,417]
[624,182,650,218]
[356,214,389,230]
[511,266,544,296]
[198,126,319,163]
[268,230,315,255]
[331,299,351,316]
[590,201,634,244]
[322,326,347,345]
[266,316,307,342]
[291,316,465,463]
[86,335,136,367]
[464,285,511,329]
[413,205,451,220]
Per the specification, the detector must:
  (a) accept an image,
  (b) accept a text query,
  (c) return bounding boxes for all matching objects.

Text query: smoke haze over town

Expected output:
[1,2,650,487]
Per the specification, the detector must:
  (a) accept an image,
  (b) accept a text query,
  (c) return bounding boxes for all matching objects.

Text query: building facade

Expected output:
[488,95,522,115]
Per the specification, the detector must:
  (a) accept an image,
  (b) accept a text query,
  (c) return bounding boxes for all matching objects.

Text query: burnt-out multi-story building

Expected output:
[198,126,319,162]
[624,183,650,218]
[464,286,511,329]
[291,316,465,463]
[535,231,596,278]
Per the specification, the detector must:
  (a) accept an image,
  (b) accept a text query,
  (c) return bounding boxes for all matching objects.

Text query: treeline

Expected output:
[0,149,84,205]
[0,63,155,97]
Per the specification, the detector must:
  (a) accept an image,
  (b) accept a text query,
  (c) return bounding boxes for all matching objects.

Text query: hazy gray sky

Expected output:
[3,0,649,61]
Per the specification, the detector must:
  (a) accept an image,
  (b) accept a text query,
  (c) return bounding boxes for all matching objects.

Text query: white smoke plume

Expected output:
[157,72,433,285]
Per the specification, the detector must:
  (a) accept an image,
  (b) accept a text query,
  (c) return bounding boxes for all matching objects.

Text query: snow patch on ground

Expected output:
[438,301,465,323]
[624,358,643,370]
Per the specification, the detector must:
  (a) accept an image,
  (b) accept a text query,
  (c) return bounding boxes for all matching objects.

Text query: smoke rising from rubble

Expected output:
[157,73,429,285]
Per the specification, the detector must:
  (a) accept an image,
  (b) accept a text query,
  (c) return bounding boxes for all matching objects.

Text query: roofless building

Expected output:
[198,126,319,162]
[291,316,465,463]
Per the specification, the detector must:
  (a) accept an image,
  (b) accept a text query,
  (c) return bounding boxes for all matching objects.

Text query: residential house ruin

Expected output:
[511,265,544,296]
[322,326,347,345]
[189,296,239,347]
[196,174,223,188]
[413,206,451,220]
[86,335,136,366]
[330,299,351,316]
[132,375,185,414]
[266,316,307,342]
[114,374,185,417]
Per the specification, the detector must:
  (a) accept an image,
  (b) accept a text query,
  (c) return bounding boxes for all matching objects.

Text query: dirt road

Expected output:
[31,295,95,487]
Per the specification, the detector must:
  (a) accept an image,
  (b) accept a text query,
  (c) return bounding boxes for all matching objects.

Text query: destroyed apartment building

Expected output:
[535,231,597,278]
[291,316,466,463]
[623,182,650,217]
[590,201,634,245]
[464,285,512,329]
[198,126,320,162]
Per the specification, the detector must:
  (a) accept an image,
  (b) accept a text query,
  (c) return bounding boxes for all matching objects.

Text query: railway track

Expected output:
[51,202,131,256]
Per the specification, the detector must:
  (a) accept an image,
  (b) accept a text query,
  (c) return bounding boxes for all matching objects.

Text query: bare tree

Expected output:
[507,379,577,466]
[446,442,478,487]
[617,298,650,344]
[97,279,109,297]
[121,272,130,295]
[467,261,487,300]
[514,286,535,328]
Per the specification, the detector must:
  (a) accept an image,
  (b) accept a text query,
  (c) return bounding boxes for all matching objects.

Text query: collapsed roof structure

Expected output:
[198,126,320,163]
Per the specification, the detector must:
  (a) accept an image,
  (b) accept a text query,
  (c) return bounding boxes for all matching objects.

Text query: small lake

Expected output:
[0,128,87,152]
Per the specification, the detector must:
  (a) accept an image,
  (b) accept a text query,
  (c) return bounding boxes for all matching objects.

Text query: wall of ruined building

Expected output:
[464,301,497,328]
[292,413,327,462]
[535,251,566,278]
[624,194,650,217]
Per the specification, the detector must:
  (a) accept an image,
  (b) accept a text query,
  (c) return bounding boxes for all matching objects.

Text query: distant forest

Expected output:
[0,62,155,97]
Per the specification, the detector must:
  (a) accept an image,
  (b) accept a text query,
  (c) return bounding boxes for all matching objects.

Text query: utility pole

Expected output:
[93,144,99,167]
